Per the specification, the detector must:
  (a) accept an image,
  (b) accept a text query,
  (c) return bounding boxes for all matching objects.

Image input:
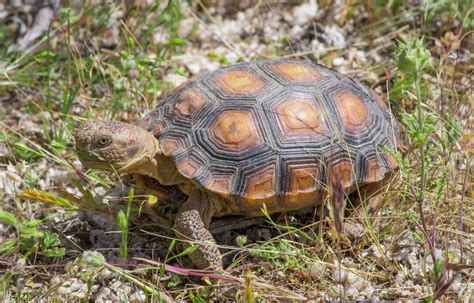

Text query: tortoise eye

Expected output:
[96,136,112,148]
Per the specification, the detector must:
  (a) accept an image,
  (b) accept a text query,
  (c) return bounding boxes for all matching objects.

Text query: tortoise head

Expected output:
[74,121,160,174]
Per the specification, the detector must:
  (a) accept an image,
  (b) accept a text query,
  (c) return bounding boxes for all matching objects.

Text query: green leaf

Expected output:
[43,247,65,257]
[24,169,40,189]
[44,237,65,254]
[117,210,128,230]
[18,226,43,238]
[13,142,45,159]
[175,68,186,77]
[82,251,106,268]
[167,245,198,262]
[446,120,462,145]
[0,209,18,227]
[128,37,135,49]
[396,38,433,74]
[167,38,186,46]
[0,271,14,293]
[42,232,61,248]
[176,245,199,258]
[168,239,176,252]
[0,239,17,256]
[50,140,67,151]
[235,235,248,247]
[433,259,444,280]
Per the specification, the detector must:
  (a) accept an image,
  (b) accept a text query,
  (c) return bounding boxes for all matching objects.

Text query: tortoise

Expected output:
[74,58,399,270]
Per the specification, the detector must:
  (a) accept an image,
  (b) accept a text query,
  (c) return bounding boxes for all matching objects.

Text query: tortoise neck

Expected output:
[118,132,162,179]
[124,135,186,186]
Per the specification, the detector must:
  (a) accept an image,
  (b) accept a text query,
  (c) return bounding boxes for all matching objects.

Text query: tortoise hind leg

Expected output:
[173,191,223,270]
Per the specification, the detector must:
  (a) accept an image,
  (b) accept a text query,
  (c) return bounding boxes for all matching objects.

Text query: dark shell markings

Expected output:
[140,59,399,209]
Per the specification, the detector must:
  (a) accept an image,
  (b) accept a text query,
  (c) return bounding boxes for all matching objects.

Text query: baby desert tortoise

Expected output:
[74,58,399,270]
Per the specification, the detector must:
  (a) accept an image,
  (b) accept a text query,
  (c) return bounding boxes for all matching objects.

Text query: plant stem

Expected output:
[414,70,435,258]
[415,68,438,302]
[459,163,469,263]
[415,71,426,201]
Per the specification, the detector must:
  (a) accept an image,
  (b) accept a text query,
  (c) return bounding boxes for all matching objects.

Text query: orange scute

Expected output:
[205,177,232,198]
[272,63,324,83]
[334,91,368,132]
[243,166,277,205]
[329,160,354,189]
[211,110,262,152]
[285,163,319,204]
[160,138,181,156]
[215,70,265,95]
[276,97,324,136]
[385,152,398,170]
[153,122,166,135]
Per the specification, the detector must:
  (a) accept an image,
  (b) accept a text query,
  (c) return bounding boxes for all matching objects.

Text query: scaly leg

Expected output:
[173,191,222,270]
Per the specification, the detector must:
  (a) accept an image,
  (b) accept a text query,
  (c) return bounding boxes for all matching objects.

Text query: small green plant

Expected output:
[117,188,134,264]
[251,239,307,272]
[260,204,315,243]
[23,169,40,188]
[163,239,198,266]
[0,208,65,258]
[157,0,186,44]
[394,37,461,302]
[0,271,14,297]
[208,52,230,65]
[374,0,405,15]
[235,235,248,247]
[189,291,209,303]
[424,0,473,29]
[76,250,106,296]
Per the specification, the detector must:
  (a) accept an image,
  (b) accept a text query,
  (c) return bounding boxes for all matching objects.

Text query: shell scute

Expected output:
[282,158,322,206]
[210,110,263,152]
[173,87,207,119]
[270,62,324,84]
[241,163,278,206]
[333,90,369,133]
[215,69,265,95]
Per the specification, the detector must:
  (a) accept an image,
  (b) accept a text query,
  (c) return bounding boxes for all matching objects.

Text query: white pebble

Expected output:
[332,57,345,66]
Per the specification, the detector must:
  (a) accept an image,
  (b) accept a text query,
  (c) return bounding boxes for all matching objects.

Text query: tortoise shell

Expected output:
[140,59,398,210]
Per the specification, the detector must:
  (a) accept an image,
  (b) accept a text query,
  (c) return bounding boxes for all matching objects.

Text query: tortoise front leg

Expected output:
[173,191,223,270]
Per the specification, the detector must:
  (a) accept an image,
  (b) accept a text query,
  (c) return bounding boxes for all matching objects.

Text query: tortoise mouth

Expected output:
[75,147,117,171]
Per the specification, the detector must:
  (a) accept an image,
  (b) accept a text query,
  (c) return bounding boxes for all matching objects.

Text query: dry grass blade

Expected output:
[329,167,345,235]
[135,257,308,300]
[103,262,173,303]
[244,269,254,303]
[18,190,79,211]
